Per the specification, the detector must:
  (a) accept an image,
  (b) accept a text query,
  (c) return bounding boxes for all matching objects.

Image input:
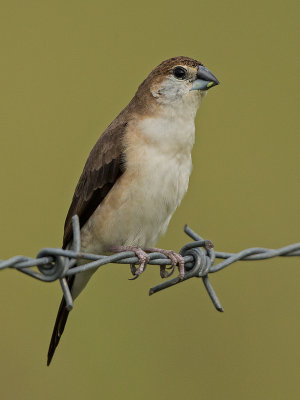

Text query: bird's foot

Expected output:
[146,248,185,280]
[110,246,150,280]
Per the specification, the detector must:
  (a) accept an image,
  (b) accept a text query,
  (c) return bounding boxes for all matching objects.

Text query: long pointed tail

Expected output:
[47,296,70,366]
[47,276,74,366]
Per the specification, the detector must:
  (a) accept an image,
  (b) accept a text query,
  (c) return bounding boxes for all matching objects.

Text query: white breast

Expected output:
[123,121,194,247]
[73,100,200,298]
[70,80,208,301]
[133,109,196,232]
[80,97,202,255]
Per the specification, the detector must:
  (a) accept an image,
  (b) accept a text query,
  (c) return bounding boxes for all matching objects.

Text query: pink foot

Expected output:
[110,246,150,280]
[146,248,185,280]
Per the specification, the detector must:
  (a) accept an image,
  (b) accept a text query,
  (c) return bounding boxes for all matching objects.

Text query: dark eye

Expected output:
[173,66,187,80]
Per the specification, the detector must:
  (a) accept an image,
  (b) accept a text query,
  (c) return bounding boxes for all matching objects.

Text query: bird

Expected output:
[47,56,219,365]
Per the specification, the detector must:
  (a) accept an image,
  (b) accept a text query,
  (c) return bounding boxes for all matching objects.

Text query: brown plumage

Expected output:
[63,122,127,248]
[47,122,127,366]
[62,56,202,249]
[47,56,207,366]
[145,56,202,80]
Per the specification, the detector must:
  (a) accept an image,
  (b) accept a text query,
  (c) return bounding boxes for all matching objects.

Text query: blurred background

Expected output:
[0,0,299,399]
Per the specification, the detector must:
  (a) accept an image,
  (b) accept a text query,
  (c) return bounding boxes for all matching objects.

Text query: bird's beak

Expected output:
[190,65,220,91]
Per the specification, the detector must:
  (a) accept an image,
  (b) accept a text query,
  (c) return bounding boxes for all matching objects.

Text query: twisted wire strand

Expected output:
[0,216,299,312]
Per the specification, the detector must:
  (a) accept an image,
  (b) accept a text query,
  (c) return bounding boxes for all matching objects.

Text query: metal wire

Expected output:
[0,215,299,312]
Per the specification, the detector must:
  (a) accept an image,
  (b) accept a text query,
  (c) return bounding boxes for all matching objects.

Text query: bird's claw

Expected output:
[160,265,176,278]
[110,245,150,279]
[127,248,150,280]
[111,246,185,281]
[147,248,185,280]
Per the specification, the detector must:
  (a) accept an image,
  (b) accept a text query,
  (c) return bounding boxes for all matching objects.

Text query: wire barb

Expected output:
[0,215,299,312]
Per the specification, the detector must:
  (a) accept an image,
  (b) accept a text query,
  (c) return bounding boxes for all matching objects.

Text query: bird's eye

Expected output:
[173,66,187,80]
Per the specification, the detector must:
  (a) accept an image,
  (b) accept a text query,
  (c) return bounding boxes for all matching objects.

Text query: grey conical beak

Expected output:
[191,65,220,91]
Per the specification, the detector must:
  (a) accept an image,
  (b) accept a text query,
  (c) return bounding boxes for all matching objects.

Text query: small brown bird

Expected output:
[47,56,219,365]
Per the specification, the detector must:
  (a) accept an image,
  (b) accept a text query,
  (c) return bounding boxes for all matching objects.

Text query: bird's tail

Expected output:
[47,277,74,366]
[47,296,70,366]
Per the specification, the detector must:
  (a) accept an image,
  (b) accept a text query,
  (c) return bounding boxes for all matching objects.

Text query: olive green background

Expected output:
[0,0,299,399]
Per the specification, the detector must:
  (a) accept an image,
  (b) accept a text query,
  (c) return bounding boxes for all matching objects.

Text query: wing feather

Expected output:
[62,122,127,248]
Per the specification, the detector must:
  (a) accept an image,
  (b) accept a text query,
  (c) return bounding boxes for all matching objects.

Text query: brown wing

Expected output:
[63,121,127,248]
[47,122,127,365]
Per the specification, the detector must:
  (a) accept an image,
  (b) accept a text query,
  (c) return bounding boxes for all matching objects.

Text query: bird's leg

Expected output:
[110,246,150,280]
[145,248,185,280]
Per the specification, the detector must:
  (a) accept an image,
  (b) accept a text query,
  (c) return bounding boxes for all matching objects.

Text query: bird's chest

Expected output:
[131,147,192,214]
[118,145,192,247]
[130,112,195,201]
[118,115,195,244]
[82,114,195,252]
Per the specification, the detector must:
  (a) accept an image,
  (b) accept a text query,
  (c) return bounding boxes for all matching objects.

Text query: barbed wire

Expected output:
[1,215,299,312]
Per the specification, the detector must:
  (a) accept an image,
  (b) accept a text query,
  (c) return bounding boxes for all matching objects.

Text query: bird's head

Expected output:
[137,56,219,110]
